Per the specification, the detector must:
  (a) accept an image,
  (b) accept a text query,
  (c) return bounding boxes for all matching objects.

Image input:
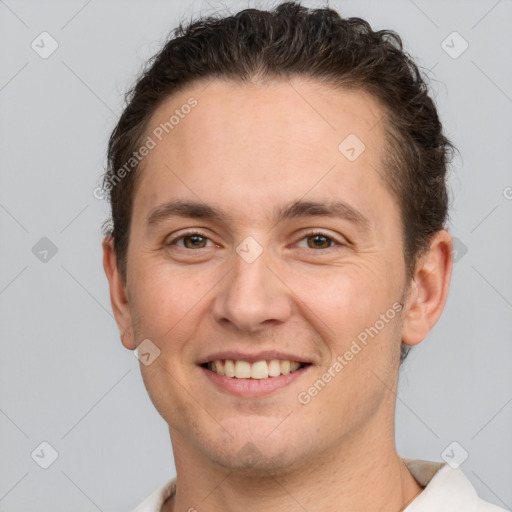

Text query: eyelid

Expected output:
[167,228,346,251]
[167,228,216,247]
[294,229,346,251]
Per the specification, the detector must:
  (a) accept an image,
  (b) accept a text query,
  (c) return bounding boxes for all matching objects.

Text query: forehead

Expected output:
[132,78,394,229]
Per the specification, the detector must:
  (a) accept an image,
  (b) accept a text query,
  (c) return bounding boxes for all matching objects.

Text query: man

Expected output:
[102,2,505,511]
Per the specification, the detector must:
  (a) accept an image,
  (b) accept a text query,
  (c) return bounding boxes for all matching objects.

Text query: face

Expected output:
[110,78,417,474]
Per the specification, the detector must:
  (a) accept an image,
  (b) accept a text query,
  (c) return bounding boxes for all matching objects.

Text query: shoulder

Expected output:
[129,477,177,512]
[402,458,508,512]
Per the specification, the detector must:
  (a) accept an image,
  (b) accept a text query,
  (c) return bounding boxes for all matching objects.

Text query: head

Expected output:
[103,2,453,474]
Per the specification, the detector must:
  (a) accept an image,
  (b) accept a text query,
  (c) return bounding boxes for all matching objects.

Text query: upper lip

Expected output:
[197,350,314,365]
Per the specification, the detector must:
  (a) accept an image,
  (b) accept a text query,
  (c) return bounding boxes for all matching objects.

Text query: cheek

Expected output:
[128,257,210,342]
[295,261,388,330]
[291,258,403,380]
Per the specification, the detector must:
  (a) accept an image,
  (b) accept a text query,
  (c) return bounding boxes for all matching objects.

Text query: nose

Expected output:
[212,250,293,333]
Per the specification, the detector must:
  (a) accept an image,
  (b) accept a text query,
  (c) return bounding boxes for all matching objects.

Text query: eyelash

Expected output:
[167,229,344,252]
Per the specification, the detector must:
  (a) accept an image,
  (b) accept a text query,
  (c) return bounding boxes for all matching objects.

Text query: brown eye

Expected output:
[306,234,333,249]
[182,234,208,249]
[295,230,344,253]
[167,231,214,249]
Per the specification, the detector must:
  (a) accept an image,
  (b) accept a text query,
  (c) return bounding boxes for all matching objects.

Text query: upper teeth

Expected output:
[208,359,302,379]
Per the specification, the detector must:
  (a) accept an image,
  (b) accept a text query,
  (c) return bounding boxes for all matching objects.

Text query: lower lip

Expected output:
[199,365,311,397]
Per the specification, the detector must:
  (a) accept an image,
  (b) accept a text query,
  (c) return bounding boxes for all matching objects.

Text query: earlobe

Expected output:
[102,237,136,350]
[120,324,136,351]
[401,230,453,346]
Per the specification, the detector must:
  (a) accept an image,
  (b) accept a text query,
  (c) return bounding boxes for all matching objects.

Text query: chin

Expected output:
[208,443,303,476]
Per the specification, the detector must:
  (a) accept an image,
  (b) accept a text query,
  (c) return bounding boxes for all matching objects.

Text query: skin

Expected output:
[103,78,453,512]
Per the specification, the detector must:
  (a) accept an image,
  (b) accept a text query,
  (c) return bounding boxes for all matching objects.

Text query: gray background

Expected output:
[1,0,511,510]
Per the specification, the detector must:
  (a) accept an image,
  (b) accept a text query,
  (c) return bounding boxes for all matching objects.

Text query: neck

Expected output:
[163,424,423,512]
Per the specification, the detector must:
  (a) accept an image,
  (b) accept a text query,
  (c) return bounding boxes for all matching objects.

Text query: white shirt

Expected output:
[130,458,507,512]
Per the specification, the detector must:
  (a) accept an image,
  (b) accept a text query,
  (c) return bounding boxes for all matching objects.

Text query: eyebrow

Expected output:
[145,199,371,232]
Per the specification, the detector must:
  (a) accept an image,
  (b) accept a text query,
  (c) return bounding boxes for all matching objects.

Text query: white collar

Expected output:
[131,458,504,512]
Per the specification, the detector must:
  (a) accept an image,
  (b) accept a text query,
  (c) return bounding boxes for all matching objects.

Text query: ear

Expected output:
[401,230,453,346]
[102,237,136,350]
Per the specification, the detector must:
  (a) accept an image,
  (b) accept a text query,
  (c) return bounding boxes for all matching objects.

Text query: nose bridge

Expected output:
[212,240,292,332]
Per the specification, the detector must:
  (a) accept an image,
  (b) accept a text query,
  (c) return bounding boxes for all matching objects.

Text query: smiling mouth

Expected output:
[200,359,311,379]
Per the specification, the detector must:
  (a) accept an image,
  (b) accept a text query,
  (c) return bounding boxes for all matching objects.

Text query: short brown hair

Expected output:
[102,1,455,362]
